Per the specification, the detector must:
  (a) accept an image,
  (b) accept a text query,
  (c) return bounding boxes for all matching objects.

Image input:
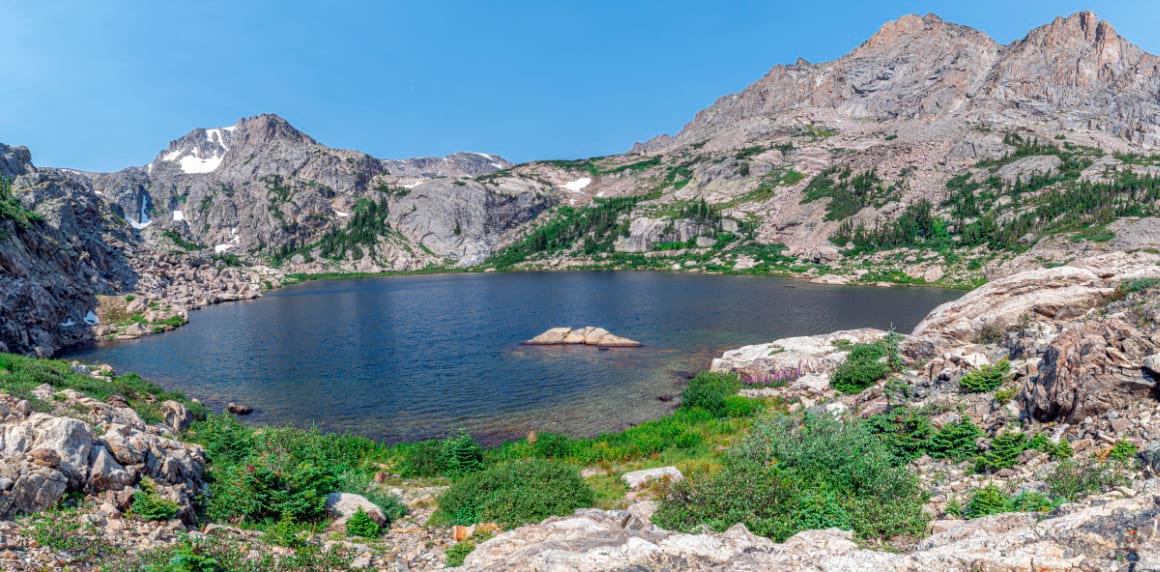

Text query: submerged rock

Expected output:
[523,327,643,348]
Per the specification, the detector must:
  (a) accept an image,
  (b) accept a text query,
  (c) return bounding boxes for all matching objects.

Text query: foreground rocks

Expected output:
[1024,318,1159,422]
[0,391,204,518]
[523,326,643,348]
[711,328,886,376]
[465,487,1160,571]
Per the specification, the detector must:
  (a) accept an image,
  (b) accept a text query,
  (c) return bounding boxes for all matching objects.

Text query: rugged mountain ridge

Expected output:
[0,115,545,355]
[487,10,1160,279]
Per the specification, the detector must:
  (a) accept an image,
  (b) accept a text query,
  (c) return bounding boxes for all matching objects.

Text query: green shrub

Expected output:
[830,343,888,394]
[959,359,1010,393]
[655,413,926,541]
[964,484,1008,518]
[345,507,380,538]
[1046,459,1129,501]
[681,372,741,417]
[864,408,935,462]
[723,395,758,418]
[1027,433,1072,459]
[965,485,1058,519]
[436,459,595,528]
[993,386,1017,404]
[976,431,1028,472]
[1108,440,1139,463]
[132,477,180,521]
[205,462,337,524]
[927,420,983,461]
[445,542,475,567]
[444,429,485,477]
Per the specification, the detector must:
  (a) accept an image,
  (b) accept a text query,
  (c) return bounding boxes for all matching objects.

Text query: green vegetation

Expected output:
[345,507,381,539]
[100,533,358,571]
[0,352,204,423]
[1046,458,1130,501]
[830,132,1160,258]
[187,415,407,529]
[959,359,1010,393]
[830,336,901,394]
[1113,277,1160,300]
[444,542,475,567]
[488,197,643,268]
[654,413,927,542]
[725,168,805,207]
[1108,440,1139,463]
[435,459,595,528]
[866,409,983,462]
[801,167,900,221]
[680,371,742,417]
[976,431,1028,471]
[965,484,1056,519]
[132,477,180,521]
[0,176,43,232]
[163,230,200,251]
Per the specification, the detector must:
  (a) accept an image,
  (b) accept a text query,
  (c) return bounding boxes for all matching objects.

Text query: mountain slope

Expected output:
[482,11,1160,282]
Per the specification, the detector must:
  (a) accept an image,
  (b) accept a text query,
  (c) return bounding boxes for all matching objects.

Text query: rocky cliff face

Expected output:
[0,145,137,356]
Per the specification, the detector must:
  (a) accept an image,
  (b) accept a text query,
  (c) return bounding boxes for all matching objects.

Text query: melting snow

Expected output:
[83,311,100,326]
[180,153,224,174]
[163,149,183,162]
[214,244,233,254]
[127,217,152,230]
[563,177,592,192]
[335,211,350,218]
[472,152,495,160]
[403,181,423,189]
[60,319,76,328]
[491,162,504,169]
[173,210,185,222]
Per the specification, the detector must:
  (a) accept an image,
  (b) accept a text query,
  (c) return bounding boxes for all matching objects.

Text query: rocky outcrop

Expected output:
[905,252,1160,359]
[1023,318,1160,422]
[0,145,138,356]
[523,327,643,348]
[711,329,886,376]
[0,392,204,518]
[464,489,1160,571]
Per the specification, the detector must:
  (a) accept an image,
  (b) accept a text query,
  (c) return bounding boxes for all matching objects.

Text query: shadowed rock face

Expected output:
[0,145,137,356]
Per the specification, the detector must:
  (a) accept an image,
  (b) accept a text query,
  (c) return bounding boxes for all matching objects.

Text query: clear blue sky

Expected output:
[2,0,1157,171]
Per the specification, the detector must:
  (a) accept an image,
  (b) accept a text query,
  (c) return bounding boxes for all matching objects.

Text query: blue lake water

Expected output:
[65,272,961,443]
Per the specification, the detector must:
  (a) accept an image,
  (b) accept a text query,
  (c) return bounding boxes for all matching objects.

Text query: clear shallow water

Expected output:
[65,272,961,444]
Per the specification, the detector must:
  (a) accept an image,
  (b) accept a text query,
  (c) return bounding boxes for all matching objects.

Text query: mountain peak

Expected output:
[858,13,957,53]
[233,113,315,146]
[1023,11,1118,49]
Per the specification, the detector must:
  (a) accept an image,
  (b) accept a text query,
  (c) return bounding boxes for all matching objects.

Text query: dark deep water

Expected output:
[65,272,961,443]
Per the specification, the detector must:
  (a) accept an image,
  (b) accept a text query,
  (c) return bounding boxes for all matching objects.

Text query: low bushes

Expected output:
[865,408,983,463]
[654,413,927,541]
[959,359,1010,393]
[964,485,1056,519]
[187,415,406,528]
[830,342,889,394]
[132,477,180,521]
[680,371,741,417]
[435,459,595,528]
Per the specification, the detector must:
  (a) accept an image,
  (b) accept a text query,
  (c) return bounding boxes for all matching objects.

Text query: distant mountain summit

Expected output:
[670,11,1160,149]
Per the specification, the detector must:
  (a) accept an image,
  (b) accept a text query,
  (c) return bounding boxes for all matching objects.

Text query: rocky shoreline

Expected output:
[1,250,1157,570]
